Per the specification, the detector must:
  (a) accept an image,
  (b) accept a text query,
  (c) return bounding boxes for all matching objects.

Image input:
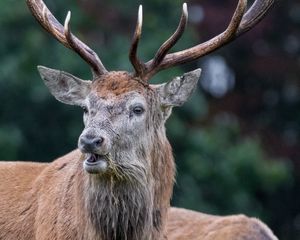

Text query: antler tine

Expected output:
[129,5,145,77]
[140,0,274,79]
[237,0,275,36]
[145,0,247,75]
[143,3,188,80]
[26,0,108,77]
[63,11,107,78]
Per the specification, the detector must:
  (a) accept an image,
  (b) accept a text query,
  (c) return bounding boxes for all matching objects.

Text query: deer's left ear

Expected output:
[155,68,201,107]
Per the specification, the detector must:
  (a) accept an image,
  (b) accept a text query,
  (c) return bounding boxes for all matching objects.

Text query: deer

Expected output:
[0,0,278,239]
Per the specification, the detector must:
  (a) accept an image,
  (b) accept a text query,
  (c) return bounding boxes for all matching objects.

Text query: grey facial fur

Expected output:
[79,92,150,176]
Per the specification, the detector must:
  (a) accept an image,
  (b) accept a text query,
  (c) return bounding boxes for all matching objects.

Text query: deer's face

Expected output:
[38,67,201,178]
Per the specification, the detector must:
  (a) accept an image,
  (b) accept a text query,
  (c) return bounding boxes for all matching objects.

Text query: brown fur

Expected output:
[167,208,278,240]
[0,152,277,240]
[93,71,149,97]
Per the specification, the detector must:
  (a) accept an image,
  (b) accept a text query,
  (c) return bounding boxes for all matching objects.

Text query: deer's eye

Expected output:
[132,105,145,115]
[82,106,89,114]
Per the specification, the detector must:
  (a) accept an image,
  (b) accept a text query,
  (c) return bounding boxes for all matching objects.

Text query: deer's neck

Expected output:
[75,131,175,240]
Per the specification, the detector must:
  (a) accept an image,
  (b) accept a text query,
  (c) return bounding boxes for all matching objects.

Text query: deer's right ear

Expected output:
[37,66,91,106]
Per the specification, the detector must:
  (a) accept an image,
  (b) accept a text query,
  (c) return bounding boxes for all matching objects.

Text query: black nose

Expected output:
[80,135,104,153]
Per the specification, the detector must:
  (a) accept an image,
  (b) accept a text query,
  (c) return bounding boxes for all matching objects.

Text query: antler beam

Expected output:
[130,0,275,81]
[26,0,107,77]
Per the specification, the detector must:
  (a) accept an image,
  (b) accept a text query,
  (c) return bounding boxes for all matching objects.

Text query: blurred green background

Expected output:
[0,0,299,239]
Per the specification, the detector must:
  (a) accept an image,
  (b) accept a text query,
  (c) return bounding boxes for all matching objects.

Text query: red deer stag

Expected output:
[0,0,278,239]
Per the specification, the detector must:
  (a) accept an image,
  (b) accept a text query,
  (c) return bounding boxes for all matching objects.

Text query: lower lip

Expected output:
[83,154,108,174]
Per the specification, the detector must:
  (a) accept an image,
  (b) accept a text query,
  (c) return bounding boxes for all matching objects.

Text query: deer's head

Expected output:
[38,66,200,179]
[27,0,274,179]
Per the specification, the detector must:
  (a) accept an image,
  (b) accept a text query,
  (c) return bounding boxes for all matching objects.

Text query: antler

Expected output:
[26,0,107,78]
[130,0,275,81]
[129,5,145,77]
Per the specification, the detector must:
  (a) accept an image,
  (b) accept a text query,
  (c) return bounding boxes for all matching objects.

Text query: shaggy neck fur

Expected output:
[75,127,175,240]
[85,176,153,240]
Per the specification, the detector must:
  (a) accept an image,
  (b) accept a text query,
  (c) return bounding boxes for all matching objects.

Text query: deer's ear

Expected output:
[37,66,91,106]
[156,68,201,107]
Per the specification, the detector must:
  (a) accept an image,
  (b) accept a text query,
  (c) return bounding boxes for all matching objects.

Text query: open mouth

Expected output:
[83,153,108,174]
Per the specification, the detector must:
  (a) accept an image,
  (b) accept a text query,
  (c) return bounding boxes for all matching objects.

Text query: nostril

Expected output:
[94,137,104,146]
[79,137,88,146]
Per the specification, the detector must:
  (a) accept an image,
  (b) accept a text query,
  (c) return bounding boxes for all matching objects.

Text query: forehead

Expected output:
[88,91,146,110]
[91,71,149,98]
